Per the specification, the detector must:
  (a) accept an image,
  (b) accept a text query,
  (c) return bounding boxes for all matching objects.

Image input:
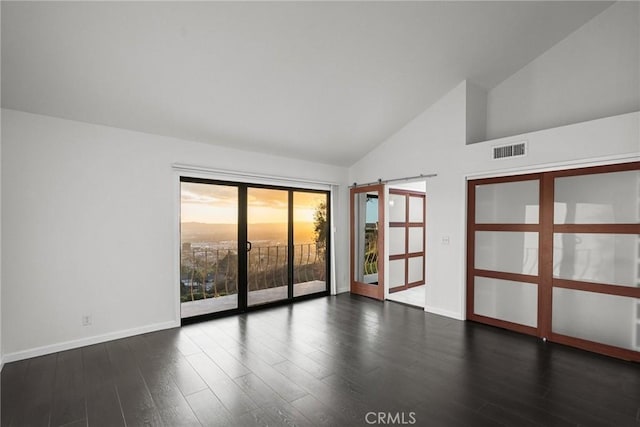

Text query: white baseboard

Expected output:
[2,320,179,364]
[424,305,465,321]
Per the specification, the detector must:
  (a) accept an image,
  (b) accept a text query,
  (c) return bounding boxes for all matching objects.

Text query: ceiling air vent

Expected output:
[492,141,527,160]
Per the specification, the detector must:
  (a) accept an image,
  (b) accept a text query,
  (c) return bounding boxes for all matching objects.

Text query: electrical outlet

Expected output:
[82,315,92,326]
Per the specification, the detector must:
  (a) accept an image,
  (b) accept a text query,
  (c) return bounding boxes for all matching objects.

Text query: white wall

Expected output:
[350,81,469,319]
[389,181,426,192]
[486,1,640,141]
[0,109,2,371]
[466,81,487,144]
[350,79,640,320]
[1,3,3,370]
[334,184,350,294]
[1,109,349,361]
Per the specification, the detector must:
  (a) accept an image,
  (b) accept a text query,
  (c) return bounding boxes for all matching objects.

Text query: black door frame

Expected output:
[180,176,331,325]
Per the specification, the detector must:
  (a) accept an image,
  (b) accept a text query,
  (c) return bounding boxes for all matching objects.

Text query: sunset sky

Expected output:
[181,182,326,224]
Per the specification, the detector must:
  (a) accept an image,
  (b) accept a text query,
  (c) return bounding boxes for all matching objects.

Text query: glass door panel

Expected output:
[247,188,289,306]
[180,182,238,319]
[409,196,424,222]
[408,256,424,284]
[354,191,380,285]
[408,227,424,253]
[351,185,385,300]
[475,180,540,224]
[389,259,405,288]
[388,193,406,222]
[389,227,405,256]
[552,288,639,351]
[293,192,328,297]
[474,231,539,275]
[553,233,639,287]
[554,170,640,224]
[474,277,538,328]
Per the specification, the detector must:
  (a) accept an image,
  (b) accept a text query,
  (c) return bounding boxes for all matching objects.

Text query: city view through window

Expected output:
[180,181,328,318]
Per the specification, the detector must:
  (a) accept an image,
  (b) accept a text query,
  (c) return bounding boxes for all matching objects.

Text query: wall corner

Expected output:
[466,80,488,145]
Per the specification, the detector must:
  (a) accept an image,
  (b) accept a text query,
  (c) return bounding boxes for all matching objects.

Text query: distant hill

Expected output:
[181,222,236,242]
[181,222,316,244]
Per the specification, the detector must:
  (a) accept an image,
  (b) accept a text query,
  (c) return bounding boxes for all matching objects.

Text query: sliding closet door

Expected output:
[549,164,640,360]
[467,162,640,361]
[388,189,425,293]
[467,174,542,336]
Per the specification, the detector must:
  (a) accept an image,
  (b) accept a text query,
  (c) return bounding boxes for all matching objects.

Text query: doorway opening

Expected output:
[349,180,427,306]
[386,181,426,308]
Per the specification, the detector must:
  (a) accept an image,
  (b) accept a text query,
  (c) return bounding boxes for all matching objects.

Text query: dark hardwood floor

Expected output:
[2,293,640,426]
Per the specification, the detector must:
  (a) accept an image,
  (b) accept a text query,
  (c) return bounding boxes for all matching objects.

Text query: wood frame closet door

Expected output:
[467,173,543,337]
[388,189,426,293]
[350,184,385,300]
[467,161,640,362]
[547,162,640,362]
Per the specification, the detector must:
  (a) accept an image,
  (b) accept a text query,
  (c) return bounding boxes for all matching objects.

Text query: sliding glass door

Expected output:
[180,178,330,321]
[247,188,289,307]
[293,191,329,297]
[180,182,239,318]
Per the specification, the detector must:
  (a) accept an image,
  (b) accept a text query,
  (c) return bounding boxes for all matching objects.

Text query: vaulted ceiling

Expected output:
[1,1,612,166]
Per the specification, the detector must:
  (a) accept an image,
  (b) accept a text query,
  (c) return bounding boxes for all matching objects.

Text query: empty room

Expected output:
[1,1,639,426]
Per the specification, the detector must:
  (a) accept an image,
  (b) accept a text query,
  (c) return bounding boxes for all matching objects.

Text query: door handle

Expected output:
[247,241,252,252]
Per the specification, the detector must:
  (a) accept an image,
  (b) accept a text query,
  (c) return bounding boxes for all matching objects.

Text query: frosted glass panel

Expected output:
[408,256,424,283]
[554,170,640,224]
[553,234,639,287]
[389,227,405,256]
[389,259,405,288]
[475,231,539,275]
[552,288,638,351]
[409,196,424,222]
[389,194,406,222]
[474,277,538,327]
[408,227,424,253]
[475,180,539,224]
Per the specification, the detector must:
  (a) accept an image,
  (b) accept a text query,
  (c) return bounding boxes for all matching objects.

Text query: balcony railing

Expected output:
[180,243,325,302]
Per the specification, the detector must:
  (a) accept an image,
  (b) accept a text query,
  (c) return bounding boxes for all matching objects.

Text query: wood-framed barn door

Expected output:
[350,184,385,300]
